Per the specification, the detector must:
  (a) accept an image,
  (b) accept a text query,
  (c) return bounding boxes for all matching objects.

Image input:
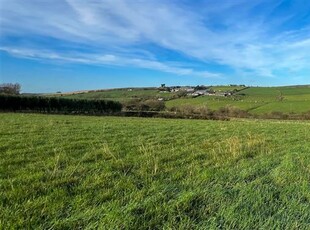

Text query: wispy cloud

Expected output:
[1,0,310,80]
[0,46,221,79]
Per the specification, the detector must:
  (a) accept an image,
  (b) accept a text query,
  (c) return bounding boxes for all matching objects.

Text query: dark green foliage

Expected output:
[0,95,122,114]
[194,85,208,90]
[123,99,165,111]
[176,90,188,98]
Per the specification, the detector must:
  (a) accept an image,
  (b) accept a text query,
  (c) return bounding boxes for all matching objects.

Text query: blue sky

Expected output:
[0,0,310,93]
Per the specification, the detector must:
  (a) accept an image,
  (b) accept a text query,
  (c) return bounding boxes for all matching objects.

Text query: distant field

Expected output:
[167,86,310,114]
[166,96,266,111]
[1,113,310,228]
[210,85,246,92]
[47,85,310,115]
[250,101,310,114]
[53,88,176,102]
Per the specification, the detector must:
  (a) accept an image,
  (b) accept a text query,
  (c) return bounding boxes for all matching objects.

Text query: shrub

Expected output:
[215,106,250,118]
[123,99,165,111]
[143,100,165,111]
[0,95,122,114]
[262,111,289,120]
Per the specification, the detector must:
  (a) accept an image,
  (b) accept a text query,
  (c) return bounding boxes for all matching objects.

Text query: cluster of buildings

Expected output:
[159,85,233,97]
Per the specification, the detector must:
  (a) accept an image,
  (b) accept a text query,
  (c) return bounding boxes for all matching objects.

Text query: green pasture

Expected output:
[167,86,310,114]
[46,85,310,114]
[250,101,310,114]
[54,89,176,102]
[166,96,267,111]
[1,113,310,229]
[210,86,246,92]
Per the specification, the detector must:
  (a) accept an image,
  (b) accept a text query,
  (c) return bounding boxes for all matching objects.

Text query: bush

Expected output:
[167,105,215,119]
[176,90,188,98]
[123,99,165,112]
[0,95,122,114]
[215,106,250,118]
[262,111,289,120]
[143,100,165,111]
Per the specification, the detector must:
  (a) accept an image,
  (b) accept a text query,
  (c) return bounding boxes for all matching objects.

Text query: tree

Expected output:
[0,83,21,95]
[177,90,187,98]
[194,85,207,90]
[143,99,165,111]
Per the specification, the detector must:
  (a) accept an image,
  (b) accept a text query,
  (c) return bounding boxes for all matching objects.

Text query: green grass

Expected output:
[240,87,310,114]
[210,86,246,92]
[1,113,310,229]
[166,96,267,111]
[250,101,310,114]
[53,89,176,102]
[48,86,310,115]
[167,86,310,114]
[239,87,281,96]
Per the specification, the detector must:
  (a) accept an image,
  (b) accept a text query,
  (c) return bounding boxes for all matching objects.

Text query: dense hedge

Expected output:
[0,95,122,114]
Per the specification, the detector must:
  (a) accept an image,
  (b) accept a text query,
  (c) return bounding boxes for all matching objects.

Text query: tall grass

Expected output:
[1,113,310,229]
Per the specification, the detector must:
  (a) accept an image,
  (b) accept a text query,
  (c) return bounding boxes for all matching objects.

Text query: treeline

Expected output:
[0,95,122,114]
[1,94,310,121]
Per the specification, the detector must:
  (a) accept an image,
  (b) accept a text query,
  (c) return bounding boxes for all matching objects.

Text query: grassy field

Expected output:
[210,85,246,92]
[1,113,310,229]
[167,86,310,114]
[53,88,176,102]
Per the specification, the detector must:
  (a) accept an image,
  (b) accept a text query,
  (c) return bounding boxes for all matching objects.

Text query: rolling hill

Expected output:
[46,85,310,115]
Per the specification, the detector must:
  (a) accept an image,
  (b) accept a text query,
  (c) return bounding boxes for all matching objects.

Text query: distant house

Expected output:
[190,90,208,96]
[185,88,195,93]
[216,91,232,97]
[195,90,208,95]
[170,88,180,92]
[191,93,200,97]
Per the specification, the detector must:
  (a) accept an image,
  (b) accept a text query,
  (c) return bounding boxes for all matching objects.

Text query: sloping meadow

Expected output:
[1,114,310,229]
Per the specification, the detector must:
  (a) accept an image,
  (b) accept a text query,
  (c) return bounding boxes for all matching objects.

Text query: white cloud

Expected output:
[1,0,310,79]
[0,46,221,79]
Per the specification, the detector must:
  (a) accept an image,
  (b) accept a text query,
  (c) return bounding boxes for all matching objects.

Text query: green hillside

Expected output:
[53,88,176,102]
[167,86,310,114]
[210,85,245,92]
[48,85,310,115]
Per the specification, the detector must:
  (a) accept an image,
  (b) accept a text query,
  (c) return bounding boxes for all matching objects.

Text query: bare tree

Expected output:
[0,83,21,95]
